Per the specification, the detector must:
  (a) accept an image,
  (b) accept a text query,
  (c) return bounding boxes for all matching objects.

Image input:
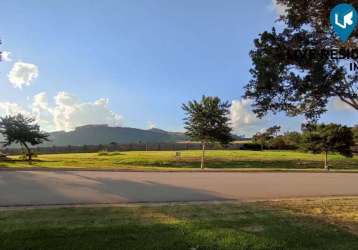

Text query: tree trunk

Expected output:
[22,142,32,164]
[201,141,206,169]
[324,151,329,170]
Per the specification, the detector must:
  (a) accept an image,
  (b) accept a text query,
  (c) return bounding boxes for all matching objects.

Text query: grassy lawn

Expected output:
[0,198,357,250]
[0,150,357,170]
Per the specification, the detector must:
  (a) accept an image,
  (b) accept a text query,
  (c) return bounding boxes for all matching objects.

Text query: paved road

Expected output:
[0,171,357,206]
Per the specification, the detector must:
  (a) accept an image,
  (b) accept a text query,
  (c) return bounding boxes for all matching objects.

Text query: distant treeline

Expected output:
[2,140,357,156]
[2,142,249,155]
[2,125,357,155]
[252,126,358,153]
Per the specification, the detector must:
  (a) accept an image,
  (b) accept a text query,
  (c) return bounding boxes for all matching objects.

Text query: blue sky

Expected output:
[0,0,356,135]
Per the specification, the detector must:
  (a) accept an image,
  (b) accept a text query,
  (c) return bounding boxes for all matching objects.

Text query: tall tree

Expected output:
[252,125,281,150]
[244,0,357,121]
[282,131,302,149]
[266,125,281,137]
[301,123,354,169]
[0,114,49,162]
[252,132,267,151]
[182,96,233,169]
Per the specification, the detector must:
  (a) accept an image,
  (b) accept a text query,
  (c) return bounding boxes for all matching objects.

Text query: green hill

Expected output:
[41,125,188,146]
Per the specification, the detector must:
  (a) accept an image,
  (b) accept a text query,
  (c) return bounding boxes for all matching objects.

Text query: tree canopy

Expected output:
[301,123,354,169]
[0,114,49,161]
[182,96,233,168]
[182,96,233,145]
[252,125,281,150]
[353,125,358,144]
[244,0,357,120]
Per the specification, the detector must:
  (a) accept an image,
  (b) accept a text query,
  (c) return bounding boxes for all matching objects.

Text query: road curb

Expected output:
[0,167,357,173]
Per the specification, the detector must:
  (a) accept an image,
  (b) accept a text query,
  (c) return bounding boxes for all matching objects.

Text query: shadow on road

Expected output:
[0,171,227,206]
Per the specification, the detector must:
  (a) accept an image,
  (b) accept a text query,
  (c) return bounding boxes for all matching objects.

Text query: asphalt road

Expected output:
[0,171,357,206]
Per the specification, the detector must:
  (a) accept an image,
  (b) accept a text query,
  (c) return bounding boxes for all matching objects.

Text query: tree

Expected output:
[252,132,268,150]
[182,96,233,169]
[267,135,287,150]
[352,125,358,144]
[252,125,281,150]
[244,0,357,121]
[0,114,49,162]
[282,131,302,149]
[266,125,281,137]
[301,123,354,169]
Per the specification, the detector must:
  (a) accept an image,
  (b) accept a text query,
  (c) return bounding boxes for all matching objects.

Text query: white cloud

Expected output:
[8,61,39,89]
[229,99,265,136]
[1,51,12,62]
[270,0,287,16]
[94,98,109,106]
[330,97,356,111]
[0,91,122,132]
[33,92,49,110]
[31,92,53,131]
[148,121,156,129]
[52,92,122,131]
[0,102,31,117]
[54,91,78,106]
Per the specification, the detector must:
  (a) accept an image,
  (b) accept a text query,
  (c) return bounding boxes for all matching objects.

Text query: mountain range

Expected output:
[1,124,244,147]
[40,125,188,146]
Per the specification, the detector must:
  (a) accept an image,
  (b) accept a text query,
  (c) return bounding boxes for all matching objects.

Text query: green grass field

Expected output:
[1,150,357,170]
[0,198,357,250]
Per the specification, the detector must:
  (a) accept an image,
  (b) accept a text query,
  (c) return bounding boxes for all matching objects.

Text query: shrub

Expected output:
[98,150,109,156]
[0,153,10,161]
[98,150,123,156]
[241,143,262,151]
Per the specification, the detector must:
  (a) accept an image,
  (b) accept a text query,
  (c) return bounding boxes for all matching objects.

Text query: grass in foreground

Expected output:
[1,150,357,170]
[0,198,357,250]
